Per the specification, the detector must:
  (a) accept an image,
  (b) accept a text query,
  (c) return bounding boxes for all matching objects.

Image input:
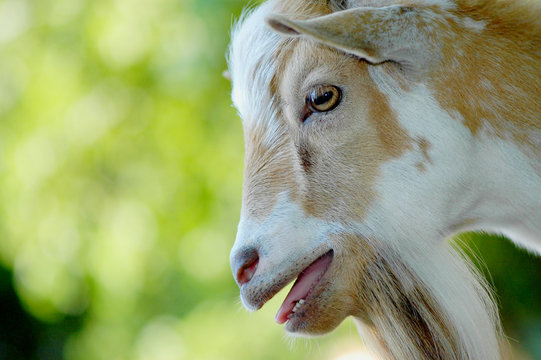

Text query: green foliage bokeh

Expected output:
[0,0,539,359]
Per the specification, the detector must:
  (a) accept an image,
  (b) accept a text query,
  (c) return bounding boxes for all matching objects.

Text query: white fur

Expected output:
[232,192,342,310]
[228,2,284,148]
[461,17,486,32]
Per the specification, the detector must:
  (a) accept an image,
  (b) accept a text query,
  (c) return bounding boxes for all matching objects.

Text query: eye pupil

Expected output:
[314,92,331,105]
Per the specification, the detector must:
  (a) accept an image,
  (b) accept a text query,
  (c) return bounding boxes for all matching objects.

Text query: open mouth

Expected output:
[274,249,334,324]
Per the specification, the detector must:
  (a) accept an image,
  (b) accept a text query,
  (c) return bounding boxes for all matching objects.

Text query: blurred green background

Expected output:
[0,0,539,359]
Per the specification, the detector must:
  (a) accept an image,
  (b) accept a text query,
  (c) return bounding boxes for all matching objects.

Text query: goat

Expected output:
[227,0,541,359]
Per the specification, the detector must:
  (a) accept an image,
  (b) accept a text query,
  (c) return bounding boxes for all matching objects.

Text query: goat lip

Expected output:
[238,247,332,312]
[274,250,334,325]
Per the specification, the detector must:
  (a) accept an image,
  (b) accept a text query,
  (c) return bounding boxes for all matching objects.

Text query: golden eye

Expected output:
[308,85,341,113]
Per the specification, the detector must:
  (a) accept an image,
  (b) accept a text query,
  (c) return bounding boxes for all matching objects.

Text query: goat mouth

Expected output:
[274,249,334,325]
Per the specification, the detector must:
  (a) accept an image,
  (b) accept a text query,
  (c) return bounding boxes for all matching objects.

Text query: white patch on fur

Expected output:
[228,1,285,148]
[455,134,541,254]
[479,79,494,91]
[368,67,541,254]
[232,192,342,304]
[462,16,486,32]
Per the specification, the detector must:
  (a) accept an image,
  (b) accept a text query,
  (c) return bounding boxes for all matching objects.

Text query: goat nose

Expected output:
[231,247,259,286]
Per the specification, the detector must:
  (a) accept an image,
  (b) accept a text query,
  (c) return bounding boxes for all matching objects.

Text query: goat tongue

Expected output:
[275,251,333,324]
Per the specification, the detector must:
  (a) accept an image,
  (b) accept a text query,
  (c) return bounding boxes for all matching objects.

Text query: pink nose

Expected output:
[231,248,259,286]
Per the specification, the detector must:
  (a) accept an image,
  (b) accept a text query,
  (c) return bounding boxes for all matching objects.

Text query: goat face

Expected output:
[227,0,451,335]
[236,9,435,337]
[229,21,400,335]
[226,1,525,357]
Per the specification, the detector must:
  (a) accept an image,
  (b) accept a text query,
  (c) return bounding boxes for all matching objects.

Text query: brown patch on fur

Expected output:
[417,137,433,167]
[271,40,412,222]
[296,142,314,171]
[365,69,413,159]
[416,162,426,172]
[242,122,300,220]
[432,0,541,158]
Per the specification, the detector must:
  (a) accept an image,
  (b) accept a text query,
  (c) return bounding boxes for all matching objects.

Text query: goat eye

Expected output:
[308,85,341,113]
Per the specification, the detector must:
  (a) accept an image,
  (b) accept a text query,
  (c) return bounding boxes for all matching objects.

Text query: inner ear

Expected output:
[266,16,301,36]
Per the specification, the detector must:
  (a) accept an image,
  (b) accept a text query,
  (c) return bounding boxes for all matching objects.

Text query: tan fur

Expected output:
[432,0,541,159]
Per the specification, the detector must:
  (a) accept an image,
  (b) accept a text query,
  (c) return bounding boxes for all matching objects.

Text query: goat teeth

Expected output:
[287,313,294,319]
[292,300,305,314]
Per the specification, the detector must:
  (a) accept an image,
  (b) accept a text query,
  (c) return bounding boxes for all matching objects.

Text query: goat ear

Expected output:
[266,6,439,67]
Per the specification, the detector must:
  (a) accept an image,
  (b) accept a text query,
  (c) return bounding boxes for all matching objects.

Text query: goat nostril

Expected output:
[236,256,259,285]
